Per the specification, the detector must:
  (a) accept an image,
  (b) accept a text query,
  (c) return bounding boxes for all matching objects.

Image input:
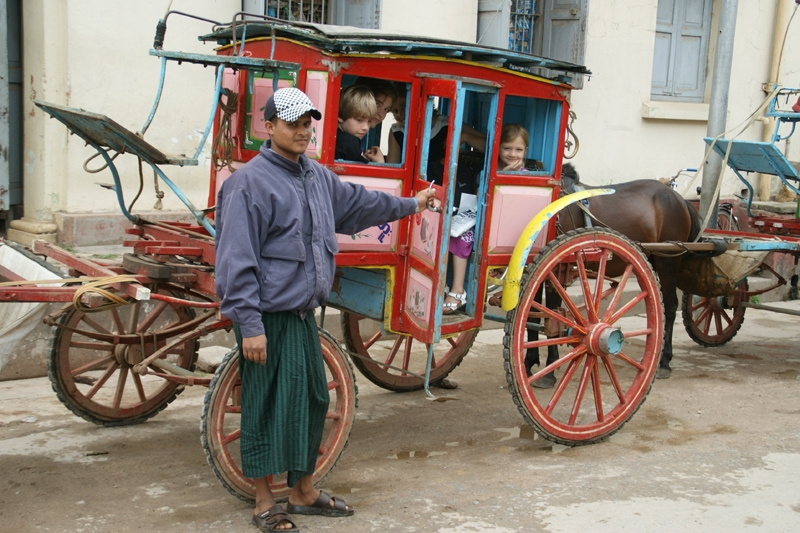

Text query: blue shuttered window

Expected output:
[651,0,712,102]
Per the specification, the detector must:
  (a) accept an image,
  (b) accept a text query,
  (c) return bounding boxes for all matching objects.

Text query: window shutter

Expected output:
[651,0,711,102]
[542,0,588,88]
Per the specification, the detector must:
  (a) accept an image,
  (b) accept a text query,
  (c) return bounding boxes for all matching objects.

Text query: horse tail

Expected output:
[684,198,704,241]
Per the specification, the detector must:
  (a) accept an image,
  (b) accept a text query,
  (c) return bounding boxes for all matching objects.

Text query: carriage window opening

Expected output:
[335,75,405,166]
[498,95,561,174]
[243,69,298,153]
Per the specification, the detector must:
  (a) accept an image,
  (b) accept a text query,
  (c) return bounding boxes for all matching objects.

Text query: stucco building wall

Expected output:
[570,0,800,195]
[18,0,800,234]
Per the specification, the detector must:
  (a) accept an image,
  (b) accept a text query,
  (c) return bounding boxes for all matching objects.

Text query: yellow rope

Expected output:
[0,275,141,312]
[71,275,140,312]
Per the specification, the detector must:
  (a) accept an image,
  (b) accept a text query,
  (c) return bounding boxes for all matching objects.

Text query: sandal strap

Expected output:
[318,490,350,512]
[446,291,467,303]
[255,505,296,529]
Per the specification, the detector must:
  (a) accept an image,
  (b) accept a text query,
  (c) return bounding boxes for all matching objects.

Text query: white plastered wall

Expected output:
[381,0,478,42]
[569,0,800,197]
[23,0,239,221]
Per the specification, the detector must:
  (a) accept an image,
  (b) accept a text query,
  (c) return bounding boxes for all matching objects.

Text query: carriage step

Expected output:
[34,100,197,167]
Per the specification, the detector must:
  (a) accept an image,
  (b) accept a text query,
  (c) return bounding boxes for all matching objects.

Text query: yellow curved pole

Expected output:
[501,188,615,311]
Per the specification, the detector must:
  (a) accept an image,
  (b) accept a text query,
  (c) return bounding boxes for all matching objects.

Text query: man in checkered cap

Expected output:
[215,87,435,532]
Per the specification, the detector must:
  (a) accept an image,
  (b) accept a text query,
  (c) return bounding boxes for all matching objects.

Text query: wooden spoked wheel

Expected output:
[48,288,199,426]
[201,328,357,503]
[681,279,748,347]
[504,228,664,445]
[341,312,477,392]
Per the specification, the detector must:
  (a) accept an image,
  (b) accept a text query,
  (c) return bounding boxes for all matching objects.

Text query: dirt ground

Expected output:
[2,302,800,532]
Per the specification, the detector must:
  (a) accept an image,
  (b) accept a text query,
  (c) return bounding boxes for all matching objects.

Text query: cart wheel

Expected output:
[504,227,664,446]
[201,328,357,503]
[341,312,477,392]
[681,279,748,347]
[48,288,199,426]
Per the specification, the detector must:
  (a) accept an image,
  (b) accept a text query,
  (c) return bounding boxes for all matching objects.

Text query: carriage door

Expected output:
[400,78,463,344]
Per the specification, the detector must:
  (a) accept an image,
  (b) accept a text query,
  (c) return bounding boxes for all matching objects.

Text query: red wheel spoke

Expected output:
[70,355,115,376]
[530,299,584,335]
[362,328,382,351]
[137,301,169,333]
[606,289,648,324]
[715,307,733,329]
[544,356,583,416]
[131,371,147,403]
[401,338,413,374]
[224,404,241,414]
[381,336,404,369]
[221,429,240,445]
[622,327,654,338]
[599,355,626,402]
[126,302,140,334]
[575,252,599,323]
[68,341,114,351]
[697,304,713,334]
[85,362,120,399]
[568,355,595,425]
[593,252,609,313]
[522,334,581,351]
[546,271,587,328]
[601,264,634,322]
[325,410,341,420]
[689,298,706,313]
[110,308,126,335]
[611,350,646,371]
[113,367,129,409]
[530,344,587,384]
[327,379,340,391]
[591,360,604,422]
[80,315,112,335]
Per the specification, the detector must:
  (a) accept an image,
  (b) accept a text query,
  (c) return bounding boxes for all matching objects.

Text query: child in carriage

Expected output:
[335,85,386,163]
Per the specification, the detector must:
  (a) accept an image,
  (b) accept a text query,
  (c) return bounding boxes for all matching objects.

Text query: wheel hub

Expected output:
[586,323,624,356]
[114,342,148,367]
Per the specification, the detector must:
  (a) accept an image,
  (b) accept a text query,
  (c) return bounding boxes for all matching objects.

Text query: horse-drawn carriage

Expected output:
[1,11,797,503]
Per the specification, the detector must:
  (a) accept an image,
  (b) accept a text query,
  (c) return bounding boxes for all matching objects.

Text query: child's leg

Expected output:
[447,255,468,297]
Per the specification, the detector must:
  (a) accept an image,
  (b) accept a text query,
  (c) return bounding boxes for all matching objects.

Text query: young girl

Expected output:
[443,123,533,314]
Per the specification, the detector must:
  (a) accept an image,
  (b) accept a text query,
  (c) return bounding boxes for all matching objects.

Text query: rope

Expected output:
[82,148,120,174]
[213,88,239,173]
[71,275,140,312]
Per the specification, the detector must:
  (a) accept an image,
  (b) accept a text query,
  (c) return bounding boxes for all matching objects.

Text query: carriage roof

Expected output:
[200,19,591,86]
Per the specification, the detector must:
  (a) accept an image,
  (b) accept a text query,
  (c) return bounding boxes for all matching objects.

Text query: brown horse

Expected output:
[525,163,704,382]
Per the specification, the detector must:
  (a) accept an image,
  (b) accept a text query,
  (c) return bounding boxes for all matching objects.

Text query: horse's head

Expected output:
[560,162,581,193]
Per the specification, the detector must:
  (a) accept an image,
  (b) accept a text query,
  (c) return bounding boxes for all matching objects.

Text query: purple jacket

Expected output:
[215,143,417,338]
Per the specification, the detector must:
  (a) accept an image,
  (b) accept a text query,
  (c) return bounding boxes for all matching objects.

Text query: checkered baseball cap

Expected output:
[263,87,322,122]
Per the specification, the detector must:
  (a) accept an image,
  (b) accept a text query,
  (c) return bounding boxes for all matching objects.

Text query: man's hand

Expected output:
[242,334,267,365]
[415,187,438,213]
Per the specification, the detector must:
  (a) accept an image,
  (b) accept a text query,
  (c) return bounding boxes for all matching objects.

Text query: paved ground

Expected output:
[1,301,800,532]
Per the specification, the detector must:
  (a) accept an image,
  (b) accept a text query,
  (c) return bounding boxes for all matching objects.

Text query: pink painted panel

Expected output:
[406,267,433,327]
[410,208,441,268]
[214,163,243,200]
[488,185,553,254]
[337,176,403,252]
[250,78,292,140]
[304,71,328,160]
[222,69,239,135]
